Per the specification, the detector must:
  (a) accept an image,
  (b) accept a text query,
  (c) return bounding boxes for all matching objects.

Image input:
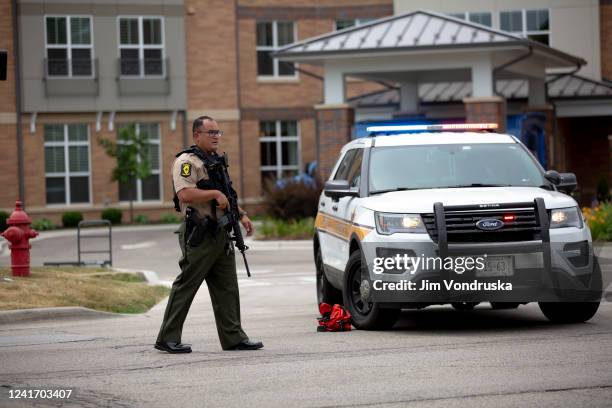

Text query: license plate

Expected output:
[476,256,514,277]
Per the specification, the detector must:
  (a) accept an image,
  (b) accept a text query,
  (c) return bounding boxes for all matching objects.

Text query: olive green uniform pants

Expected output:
[157,222,248,350]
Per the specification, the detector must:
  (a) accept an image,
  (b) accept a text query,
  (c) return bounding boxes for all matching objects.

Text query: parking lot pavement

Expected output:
[1,227,611,407]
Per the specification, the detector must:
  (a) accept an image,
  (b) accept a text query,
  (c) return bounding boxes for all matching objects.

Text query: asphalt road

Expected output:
[1,227,611,407]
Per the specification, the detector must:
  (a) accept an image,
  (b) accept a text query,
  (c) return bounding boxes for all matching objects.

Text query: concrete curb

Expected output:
[0,306,123,325]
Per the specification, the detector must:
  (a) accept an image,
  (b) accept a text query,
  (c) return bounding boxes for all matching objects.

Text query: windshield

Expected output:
[369,143,546,193]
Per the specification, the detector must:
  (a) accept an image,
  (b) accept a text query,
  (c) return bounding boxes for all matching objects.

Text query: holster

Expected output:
[185,207,217,247]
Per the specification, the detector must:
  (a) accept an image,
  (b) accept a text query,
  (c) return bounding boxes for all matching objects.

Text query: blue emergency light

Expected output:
[366,123,498,134]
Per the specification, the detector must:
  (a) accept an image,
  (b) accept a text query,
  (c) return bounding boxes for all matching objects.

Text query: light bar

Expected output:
[366,123,499,132]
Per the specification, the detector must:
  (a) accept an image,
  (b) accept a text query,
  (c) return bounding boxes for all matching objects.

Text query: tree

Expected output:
[99,124,151,223]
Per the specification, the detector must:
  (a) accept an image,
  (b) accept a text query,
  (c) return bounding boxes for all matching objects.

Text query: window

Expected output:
[44,124,91,204]
[45,16,93,77]
[118,123,162,201]
[334,149,363,188]
[500,9,549,45]
[119,17,164,77]
[256,21,296,77]
[334,18,374,31]
[260,120,300,183]
[448,12,492,27]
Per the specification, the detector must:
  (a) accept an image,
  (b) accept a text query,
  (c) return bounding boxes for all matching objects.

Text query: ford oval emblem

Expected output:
[476,218,504,231]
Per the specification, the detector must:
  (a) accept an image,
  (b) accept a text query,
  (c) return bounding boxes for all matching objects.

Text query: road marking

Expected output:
[238,279,272,287]
[120,241,156,250]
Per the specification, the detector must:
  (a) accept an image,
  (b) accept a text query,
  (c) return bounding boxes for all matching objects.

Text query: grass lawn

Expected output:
[0,267,170,314]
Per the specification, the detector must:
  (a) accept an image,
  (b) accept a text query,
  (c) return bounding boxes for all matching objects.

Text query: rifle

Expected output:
[195,152,251,278]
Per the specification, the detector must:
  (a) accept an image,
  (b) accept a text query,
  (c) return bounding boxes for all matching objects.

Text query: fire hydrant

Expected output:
[1,201,38,277]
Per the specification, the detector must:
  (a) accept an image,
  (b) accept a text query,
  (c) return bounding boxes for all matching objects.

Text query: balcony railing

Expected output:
[117,58,168,78]
[44,58,97,78]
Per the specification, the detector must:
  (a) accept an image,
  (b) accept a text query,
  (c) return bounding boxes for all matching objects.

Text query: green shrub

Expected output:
[134,214,149,224]
[159,212,181,223]
[264,179,322,220]
[0,210,8,232]
[31,218,57,231]
[258,217,314,240]
[101,208,123,225]
[62,211,84,228]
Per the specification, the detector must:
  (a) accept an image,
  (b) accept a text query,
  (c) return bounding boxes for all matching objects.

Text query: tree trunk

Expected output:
[129,186,135,224]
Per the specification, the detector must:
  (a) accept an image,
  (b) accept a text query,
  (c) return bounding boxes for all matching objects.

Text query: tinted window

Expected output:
[333,150,357,181]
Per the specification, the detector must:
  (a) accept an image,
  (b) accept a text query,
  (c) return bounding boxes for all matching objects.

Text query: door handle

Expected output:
[332,205,338,211]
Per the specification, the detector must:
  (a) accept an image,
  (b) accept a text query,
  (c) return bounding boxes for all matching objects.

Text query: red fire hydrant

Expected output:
[1,201,38,277]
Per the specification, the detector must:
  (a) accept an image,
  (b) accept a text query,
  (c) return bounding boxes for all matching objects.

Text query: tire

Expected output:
[538,256,602,323]
[538,302,600,323]
[490,302,520,310]
[343,251,400,330]
[452,302,479,311]
[316,247,342,305]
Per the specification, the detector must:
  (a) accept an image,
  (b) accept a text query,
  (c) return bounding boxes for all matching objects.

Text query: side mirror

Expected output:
[544,170,561,185]
[324,180,359,200]
[557,172,577,194]
[545,170,577,193]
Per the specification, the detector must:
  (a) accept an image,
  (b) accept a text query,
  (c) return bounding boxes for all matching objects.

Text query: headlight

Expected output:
[375,212,426,235]
[549,207,583,229]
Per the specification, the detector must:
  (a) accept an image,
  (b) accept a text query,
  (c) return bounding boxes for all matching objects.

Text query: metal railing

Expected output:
[117,58,168,78]
[44,58,97,78]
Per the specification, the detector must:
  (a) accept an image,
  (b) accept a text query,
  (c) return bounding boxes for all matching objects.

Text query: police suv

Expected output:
[314,123,602,330]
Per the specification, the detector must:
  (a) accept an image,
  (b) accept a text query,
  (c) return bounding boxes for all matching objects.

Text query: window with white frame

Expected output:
[44,124,91,205]
[334,18,374,31]
[500,9,549,45]
[448,12,492,27]
[45,16,93,77]
[259,120,300,183]
[117,123,162,202]
[256,21,296,77]
[118,17,164,76]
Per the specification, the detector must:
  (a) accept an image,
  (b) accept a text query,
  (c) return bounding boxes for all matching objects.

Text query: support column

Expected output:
[463,96,506,131]
[394,80,420,117]
[315,104,354,180]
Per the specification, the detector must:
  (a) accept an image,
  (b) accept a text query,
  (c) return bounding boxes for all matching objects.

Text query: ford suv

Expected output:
[314,124,602,330]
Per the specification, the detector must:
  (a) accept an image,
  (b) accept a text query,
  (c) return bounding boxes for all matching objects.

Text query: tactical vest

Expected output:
[172,146,237,213]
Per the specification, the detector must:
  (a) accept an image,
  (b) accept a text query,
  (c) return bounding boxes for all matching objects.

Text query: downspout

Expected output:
[233,0,245,204]
[12,0,24,206]
[181,109,188,147]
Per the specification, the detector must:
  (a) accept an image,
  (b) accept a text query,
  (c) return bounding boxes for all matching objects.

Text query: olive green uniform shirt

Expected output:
[172,152,215,219]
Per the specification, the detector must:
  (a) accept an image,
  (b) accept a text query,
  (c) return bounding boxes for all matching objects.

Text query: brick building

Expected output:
[1,0,392,222]
[1,0,611,222]
[278,0,612,206]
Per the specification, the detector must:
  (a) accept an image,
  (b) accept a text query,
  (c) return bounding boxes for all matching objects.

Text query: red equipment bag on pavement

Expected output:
[317,303,352,332]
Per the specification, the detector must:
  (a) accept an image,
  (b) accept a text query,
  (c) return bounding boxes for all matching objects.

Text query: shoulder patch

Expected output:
[180,162,192,177]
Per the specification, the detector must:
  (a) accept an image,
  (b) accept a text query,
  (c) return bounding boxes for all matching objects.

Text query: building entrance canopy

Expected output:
[276,9,586,110]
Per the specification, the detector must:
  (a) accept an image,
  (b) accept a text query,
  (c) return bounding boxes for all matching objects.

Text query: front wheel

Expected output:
[343,251,400,330]
[538,302,600,323]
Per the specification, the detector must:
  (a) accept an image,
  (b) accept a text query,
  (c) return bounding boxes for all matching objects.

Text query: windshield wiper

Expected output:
[370,187,417,195]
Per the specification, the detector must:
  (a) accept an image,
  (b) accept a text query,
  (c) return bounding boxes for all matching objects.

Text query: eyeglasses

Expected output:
[197,130,224,137]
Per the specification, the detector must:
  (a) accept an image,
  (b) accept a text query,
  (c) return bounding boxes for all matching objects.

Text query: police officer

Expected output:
[155,115,263,353]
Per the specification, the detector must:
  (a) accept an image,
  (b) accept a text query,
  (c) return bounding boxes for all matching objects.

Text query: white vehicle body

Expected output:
[313,130,601,329]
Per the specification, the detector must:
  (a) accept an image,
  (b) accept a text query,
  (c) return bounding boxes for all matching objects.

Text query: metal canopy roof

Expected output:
[349,75,612,106]
[276,9,585,68]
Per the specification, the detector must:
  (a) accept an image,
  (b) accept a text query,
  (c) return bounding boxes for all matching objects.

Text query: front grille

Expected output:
[422,205,542,243]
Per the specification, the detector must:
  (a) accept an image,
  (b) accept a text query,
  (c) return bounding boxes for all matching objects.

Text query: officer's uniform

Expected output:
[156,152,248,350]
